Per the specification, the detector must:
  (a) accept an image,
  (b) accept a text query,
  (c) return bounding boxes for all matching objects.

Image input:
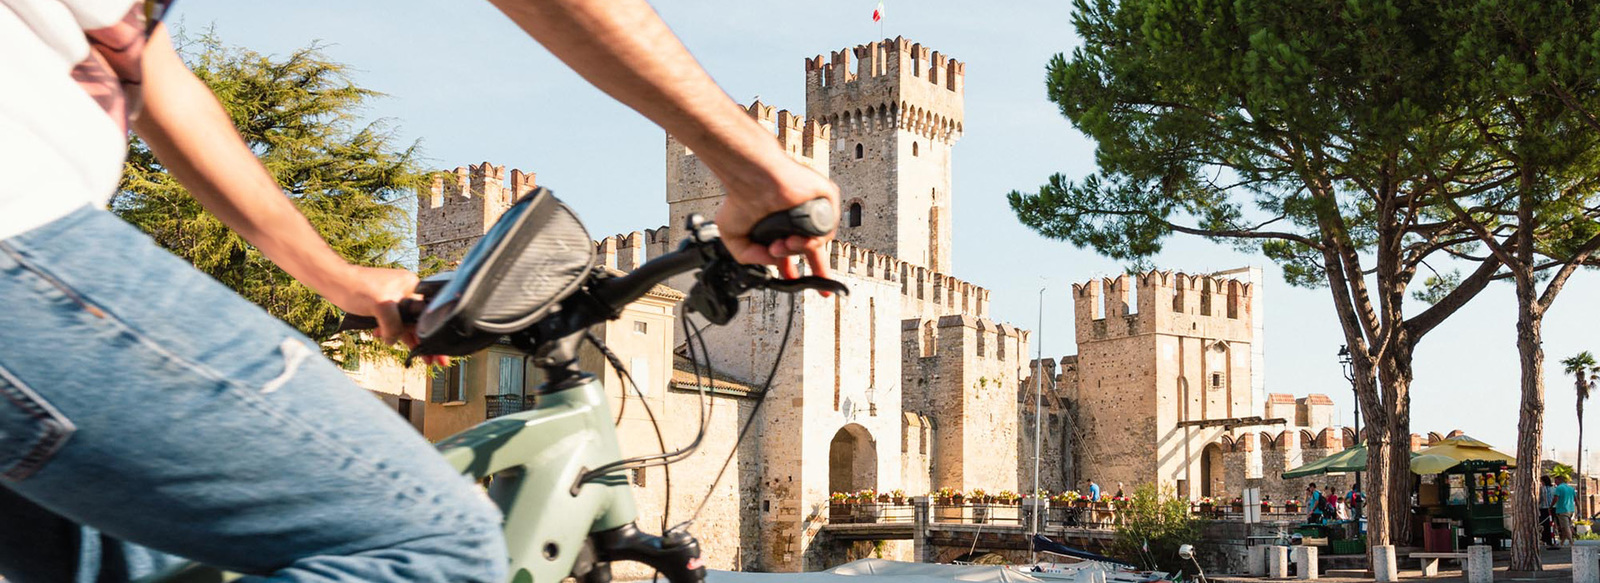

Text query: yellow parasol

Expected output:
[1409,434,1516,474]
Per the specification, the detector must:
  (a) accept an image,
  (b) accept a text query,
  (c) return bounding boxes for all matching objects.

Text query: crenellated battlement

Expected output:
[1072,269,1255,342]
[417,161,537,263]
[668,99,829,199]
[804,37,965,144]
[804,36,965,96]
[827,239,989,319]
[420,161,536,210]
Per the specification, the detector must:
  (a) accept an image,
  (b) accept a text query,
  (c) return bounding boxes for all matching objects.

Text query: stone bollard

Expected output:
[1575,541,1600,583]
[1467,545,1492,583]
[1267,545,1290,578]
[1247,545,1268,576]
[1371,545,1399,582]
[1293,545,1319,580]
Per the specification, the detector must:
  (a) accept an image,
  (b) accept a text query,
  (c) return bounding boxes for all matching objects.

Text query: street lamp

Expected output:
[1339,345,1361,491]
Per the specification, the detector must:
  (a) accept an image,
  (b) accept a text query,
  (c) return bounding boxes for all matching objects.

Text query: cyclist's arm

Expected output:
[129,24,422,347]
[487,0,837,279]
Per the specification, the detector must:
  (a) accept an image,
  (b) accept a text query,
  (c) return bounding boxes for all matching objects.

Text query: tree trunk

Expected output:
[1357,366,1392,549]
[1579,403,1586,517]
[1380,343,1417,546]
[1510,278,1546,572]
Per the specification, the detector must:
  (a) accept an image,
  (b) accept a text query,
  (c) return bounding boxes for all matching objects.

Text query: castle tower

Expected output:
[664,100,829,248]
[805,37,964,273]
[1069,270,1258,500]
[417,162,537,263]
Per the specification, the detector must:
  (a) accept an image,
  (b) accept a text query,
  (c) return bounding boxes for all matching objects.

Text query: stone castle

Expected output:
[377,36,1355,574]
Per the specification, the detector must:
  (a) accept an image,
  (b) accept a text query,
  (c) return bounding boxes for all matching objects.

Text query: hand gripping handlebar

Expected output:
[334,197,842,338]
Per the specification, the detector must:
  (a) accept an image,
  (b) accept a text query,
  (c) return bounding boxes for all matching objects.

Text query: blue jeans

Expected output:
[0,207,508,582]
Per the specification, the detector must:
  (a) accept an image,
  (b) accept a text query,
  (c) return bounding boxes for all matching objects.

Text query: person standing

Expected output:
[1346,483,1365,520]
[1555,476,1579,545]
[1306,482,1325,524]
[1087,479,1102,502]
[1327,485,1346,520]
[1540,475,1557,548]
[1114,482,1126,499]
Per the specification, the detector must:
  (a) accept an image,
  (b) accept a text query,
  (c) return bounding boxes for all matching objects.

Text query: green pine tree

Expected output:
[113,33,423,364]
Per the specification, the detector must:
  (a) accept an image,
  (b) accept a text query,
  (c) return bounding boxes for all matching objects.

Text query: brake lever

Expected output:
[762,275,850,296]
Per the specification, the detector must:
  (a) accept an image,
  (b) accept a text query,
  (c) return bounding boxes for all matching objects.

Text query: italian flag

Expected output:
[873,2,884,23]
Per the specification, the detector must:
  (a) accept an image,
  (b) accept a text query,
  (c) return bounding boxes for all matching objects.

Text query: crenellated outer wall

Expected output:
[416,162,537,264]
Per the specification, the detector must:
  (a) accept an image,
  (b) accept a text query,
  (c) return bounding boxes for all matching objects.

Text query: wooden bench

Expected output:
[1410,552,1469,577]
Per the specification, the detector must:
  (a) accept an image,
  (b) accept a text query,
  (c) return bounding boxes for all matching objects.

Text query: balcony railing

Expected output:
[485,394,527,419]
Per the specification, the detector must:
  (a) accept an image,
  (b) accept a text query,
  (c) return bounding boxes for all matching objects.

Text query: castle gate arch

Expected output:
[829,423,879,495]
[1201,443,1224,498]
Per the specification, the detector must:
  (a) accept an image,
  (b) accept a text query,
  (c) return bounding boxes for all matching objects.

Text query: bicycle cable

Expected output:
[678,292,796,529]
[576,314,732,482]
[584,330,676,533]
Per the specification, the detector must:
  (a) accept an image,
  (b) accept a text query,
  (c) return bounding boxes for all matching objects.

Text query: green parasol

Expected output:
[1282,444,1385,479]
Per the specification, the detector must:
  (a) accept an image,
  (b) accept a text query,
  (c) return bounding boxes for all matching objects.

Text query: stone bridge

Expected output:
[818,498,1119,564]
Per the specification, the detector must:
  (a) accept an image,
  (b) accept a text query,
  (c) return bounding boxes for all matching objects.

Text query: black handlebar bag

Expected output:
[415,187,595,356]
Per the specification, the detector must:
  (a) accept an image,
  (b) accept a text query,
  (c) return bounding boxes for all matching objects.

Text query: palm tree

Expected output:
[1562,351,1598,516]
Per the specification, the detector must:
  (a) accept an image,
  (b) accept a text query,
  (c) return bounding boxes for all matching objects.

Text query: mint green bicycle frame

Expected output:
[440,375,638,582]
[143,374,637,583]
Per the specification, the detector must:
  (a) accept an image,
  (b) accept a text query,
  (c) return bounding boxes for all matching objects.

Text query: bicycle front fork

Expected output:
[571,523,705,583]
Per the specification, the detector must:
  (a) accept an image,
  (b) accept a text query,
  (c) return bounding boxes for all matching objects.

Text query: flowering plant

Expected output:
[831,492,850,502]
[1196,496,1217,506]
[997,490,1020,503]
[890,489,906,498]
[854,489,876,502]
[1232,497,1244,505]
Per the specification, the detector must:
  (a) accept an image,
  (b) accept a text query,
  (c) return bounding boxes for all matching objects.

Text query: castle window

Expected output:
[633,321,648,335]
[848,202,863,227]
[854,143,864,159]
[912,141,919,156]
[1211,372,1223,390]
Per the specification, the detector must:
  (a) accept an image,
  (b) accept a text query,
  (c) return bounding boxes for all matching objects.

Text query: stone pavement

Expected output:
[1213,547,1573,582]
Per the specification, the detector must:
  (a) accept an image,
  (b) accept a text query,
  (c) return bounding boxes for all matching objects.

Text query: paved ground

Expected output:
[1212,547,1575,582]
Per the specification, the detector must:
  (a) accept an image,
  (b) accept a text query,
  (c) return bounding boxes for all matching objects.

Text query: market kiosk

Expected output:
[1415,456,1513,550]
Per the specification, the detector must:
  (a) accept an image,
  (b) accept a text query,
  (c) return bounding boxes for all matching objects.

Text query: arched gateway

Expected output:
[829,424,878,494]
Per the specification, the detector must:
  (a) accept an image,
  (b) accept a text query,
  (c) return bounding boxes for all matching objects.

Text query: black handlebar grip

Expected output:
[748,198,837,246]
[335,297,426,333]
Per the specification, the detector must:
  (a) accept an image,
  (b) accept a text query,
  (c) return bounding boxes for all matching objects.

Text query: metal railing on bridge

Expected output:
[825,498,1309,529]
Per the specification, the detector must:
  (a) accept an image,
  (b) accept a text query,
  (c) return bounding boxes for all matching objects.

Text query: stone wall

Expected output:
[1018,359,1072,495]
[1231,428,1353,505]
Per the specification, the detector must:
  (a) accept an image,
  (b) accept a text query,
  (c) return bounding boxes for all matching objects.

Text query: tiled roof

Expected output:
[670,353,755,395]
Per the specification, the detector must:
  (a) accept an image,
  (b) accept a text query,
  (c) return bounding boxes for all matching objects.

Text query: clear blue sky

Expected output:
[170,1,1600,464]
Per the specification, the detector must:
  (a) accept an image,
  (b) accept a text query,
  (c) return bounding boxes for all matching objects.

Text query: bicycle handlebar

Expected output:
[334,198,843,342]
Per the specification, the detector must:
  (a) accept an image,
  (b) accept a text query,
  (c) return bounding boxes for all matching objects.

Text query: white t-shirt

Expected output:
[0,0,139,239]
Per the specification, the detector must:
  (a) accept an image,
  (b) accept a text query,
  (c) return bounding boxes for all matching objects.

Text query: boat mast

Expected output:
[1032,286,1045,561]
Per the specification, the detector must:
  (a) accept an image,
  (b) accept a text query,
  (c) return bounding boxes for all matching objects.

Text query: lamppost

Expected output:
[1339,345,1361,491]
